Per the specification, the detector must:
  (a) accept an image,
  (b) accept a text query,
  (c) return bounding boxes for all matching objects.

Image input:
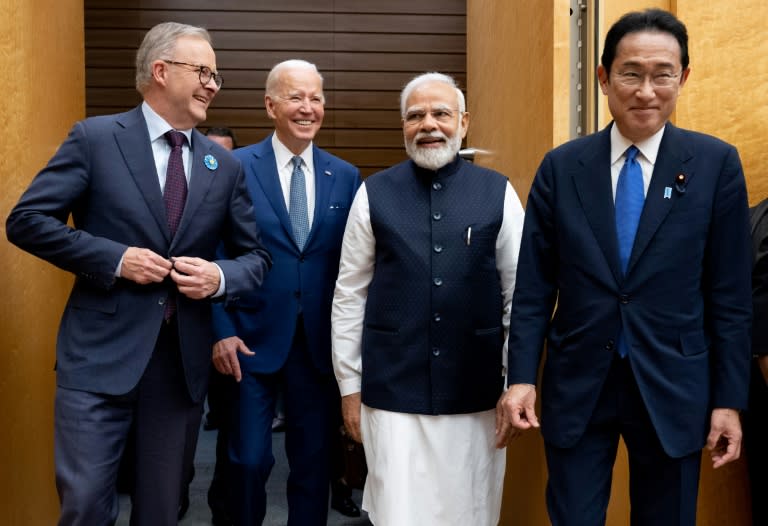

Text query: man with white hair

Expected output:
[212,59,361,525]
[331,72,525,525]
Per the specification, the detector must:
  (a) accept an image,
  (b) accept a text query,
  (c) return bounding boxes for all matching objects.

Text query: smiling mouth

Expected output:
[417,137,445,146]
[194,95,209,105]
[294,120,314,126]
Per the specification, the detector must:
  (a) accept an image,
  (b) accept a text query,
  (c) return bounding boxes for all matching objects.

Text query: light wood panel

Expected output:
[0,0,84,521]
[467,2,566,524]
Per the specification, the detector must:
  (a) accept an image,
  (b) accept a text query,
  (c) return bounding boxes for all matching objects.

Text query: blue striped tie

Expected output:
[289,156,310,250]
[615,145,644,357]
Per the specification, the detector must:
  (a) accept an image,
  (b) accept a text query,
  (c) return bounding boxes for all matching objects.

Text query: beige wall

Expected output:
[0,0,83,520]
[675,0,768,204]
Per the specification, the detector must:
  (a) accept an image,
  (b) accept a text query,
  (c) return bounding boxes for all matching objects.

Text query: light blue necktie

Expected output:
[614,145,644,357]
[289,156,310,250]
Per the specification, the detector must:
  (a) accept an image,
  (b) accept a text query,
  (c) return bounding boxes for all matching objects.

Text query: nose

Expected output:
[634,77,656,99]
[420,112,439,131]
[204,77,220,93]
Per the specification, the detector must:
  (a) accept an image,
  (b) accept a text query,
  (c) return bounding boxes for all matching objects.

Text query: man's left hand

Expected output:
[707,408,742,469]
[170,256,221,299]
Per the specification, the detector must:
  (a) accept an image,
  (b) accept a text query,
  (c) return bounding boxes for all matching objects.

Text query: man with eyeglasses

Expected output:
[498,9,751,525]
[211,59,361,525]
[6,22,270,526]
[332,72,524,525]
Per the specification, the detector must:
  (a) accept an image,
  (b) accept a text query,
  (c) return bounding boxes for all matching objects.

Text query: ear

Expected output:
[678,67,691,89]
[460,111,470,139]
[597,65,609,95]
[264,94,277,120]
[151,60,169,87]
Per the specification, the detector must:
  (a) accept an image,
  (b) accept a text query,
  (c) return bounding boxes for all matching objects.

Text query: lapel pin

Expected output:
[674,173,686,194]
[324,170,332,176]
[664,187,672,199]
[204,154,218,171]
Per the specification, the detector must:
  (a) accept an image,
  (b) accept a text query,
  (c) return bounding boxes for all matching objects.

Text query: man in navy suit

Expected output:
[211,59,361,525]
[5,22,270,526]
[498,9,752,525]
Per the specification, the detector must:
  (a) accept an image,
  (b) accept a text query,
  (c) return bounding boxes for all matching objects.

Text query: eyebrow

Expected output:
[406,103,454,112]
[619,59,677,69]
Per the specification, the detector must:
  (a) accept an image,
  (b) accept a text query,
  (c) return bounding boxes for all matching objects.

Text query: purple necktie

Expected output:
[163,130,187,319]
[164,130,188,237]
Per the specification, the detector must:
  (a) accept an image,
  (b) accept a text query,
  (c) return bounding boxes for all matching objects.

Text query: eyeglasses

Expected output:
[613,70,681,89]
[163,60,223,88]
[404,108,462,125]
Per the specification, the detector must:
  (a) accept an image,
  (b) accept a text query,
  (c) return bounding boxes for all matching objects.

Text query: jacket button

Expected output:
[433,212,442,221]
[433,277,443,286]
[433,244,443,253]
[433,313,442,322]
[158,298,166,306]
[432,182,442,191]
[619,294,630,304]
[432,347,440,356]
[605,339,615,350]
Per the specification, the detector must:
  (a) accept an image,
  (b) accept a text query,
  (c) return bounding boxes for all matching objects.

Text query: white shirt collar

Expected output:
[271,133,314,174]
[141,102,193,146]
[609,122,665,165]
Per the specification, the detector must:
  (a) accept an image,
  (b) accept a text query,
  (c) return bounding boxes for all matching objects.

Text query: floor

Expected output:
[116,421,371,526]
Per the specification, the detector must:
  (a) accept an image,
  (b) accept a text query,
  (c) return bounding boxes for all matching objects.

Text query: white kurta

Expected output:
[332,180,525,526]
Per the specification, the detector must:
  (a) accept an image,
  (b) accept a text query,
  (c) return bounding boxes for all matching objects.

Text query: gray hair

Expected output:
[135,22,212,94]
[400,72,466,117]
[265,59,324,97]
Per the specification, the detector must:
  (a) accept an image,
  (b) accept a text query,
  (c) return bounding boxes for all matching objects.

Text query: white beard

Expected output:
[405,129,463,171]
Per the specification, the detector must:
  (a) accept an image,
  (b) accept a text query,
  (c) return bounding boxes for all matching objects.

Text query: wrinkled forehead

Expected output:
[277,67,323,93]
[405,81,459,110]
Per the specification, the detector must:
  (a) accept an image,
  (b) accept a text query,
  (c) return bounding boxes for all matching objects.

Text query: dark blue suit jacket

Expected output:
[6,106,271,403]
[212,135,361,374]
[508,122,752,458]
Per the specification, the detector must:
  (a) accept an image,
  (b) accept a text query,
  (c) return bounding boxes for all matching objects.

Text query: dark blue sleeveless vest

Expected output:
[362,156,508,415]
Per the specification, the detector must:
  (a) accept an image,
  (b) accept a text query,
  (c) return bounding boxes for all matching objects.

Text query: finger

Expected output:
[510,408,533,430]
[230,357,242,382]
[237,343,255,356]
[706,429,721,451]
[523,406,540,428]
[495,419,511,449]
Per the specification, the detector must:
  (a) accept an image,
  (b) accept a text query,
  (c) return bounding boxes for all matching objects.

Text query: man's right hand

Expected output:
[499,383,540,431]
[341,393,363,443]
[212,336,254,382]
[120,247,173,284]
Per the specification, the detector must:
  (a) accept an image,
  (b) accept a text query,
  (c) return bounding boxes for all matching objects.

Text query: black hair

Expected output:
[601,8,689,75]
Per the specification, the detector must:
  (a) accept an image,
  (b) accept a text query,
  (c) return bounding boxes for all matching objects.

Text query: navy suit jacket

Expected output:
[6,106,271,403]
[212,135,361,375]
[507,122,752,458]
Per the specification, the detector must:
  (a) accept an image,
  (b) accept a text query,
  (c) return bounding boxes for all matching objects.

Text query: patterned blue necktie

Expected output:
[614,145,644,357]
[289,156,310,250]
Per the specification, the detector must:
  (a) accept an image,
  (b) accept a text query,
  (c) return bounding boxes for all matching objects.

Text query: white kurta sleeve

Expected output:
[332,183,376,396]
[496,182,525,374]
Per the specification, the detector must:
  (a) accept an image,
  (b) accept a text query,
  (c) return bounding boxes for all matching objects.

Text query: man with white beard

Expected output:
[331,72,525,525]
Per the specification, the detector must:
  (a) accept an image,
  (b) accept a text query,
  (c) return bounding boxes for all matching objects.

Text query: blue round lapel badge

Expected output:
[204,154,218,171]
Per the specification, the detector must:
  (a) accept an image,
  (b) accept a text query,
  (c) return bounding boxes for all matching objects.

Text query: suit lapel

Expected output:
[174,129,216,244]
[626,123,693,274]
[250,138,295,241]
[114,107,170,242]
[309,145,335,248]
[572,127,624,284]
